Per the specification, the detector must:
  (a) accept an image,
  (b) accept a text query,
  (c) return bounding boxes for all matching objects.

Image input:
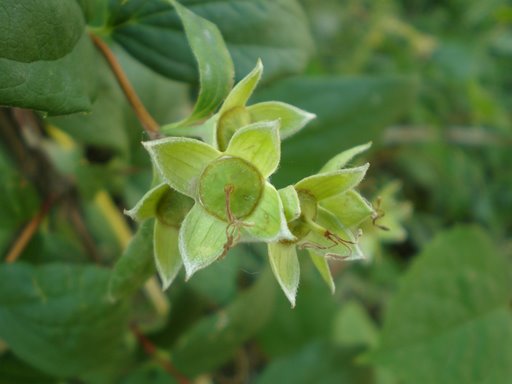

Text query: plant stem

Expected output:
[130,324,191,384]
[5,198,53,263]
[89,33,160,139]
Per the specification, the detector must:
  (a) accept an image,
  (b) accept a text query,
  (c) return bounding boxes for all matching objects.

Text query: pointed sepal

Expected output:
[268,242,300,307]
[154,220,182,290]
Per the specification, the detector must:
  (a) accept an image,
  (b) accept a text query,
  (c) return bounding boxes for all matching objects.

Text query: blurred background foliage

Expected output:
[0,0,511,383]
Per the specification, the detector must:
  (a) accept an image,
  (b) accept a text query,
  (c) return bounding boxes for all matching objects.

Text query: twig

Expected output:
[5,198,53,263]
[89,33,160,139]
[67,202,102,263]
[130,324,191,384]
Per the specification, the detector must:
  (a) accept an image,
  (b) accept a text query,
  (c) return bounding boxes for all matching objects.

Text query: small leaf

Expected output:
[319,142,372,173]
[165,0,234,128]
[109,220,155,300]
[320,190,374,228]
[244,183,294,242]
[144,137,220,196]
[295,164,369,201]
[247,101,316,139]
[279,185,301,222]
[220,59,263,114]
[124,183,169,222]
[308,251,335,294]
[154,220,182,290]
[179,204,227,279]
[226,120,281,178]
[268,242,300,307]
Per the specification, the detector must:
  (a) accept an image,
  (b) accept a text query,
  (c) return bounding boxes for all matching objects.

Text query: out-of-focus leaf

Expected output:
[109,220,155,300]
[373,226,512,384]
[170,269,276,377]
[0,263,129,379]
[0,31,96,115]
[120,363,178,384]
[254,75,417,186]
[256,342,373,384]
[332,300,378,348]
[0,353,57,384]
[107,0,313,83]
[0,1,84,62]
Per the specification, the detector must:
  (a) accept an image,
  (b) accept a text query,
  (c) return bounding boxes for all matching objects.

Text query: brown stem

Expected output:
[89,33,160,139]
[5,198,53,263]
[130,324,191,384]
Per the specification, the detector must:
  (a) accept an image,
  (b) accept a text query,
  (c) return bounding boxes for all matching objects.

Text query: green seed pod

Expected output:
[216,106,251,151]
[156,188,194,228]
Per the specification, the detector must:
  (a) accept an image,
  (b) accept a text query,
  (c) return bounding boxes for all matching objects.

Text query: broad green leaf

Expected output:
[163,1,234,128]
[320,190,374,228]
[226,120,281,178]
[256,343,372,384]
[154,220,182,290]
[0,31,96,115]
[295,164,369,201]
[244,183,294,242]
[308,251,335,294]
[0,1,84,62]
[109,220,156,300]
[253,76,417,186]
[144,137,220,196]
[279,185,301,221]
[268,242,300,307]
[0,263,129,379]
[107,0,313,83]
[219,59,263,114]
[373,227,512,384]
[179,204,228,279]
[171,269,276,376]
[125,183,170,222]
[247,101,316,139]
[320,142,372,173]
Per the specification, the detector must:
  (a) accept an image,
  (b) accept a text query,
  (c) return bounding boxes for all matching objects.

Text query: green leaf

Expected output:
[154,220,182,289]
[295,164,369,201]
[332,300,378,348]
[108,0,313,83]
[253,76,417,186]
[320,190,374,228]
[163,0,234,128]
[125,183,170,222]
[109,220,156,300]
[0,263,129,379]
[0,353,57,384]
[373,226,512,384]
[247,101,316,139]
[319,142,372,173]
[171,269,276,376]
[308,251,335,294]
[256,342,373,384]
[226,120,281,178]
[279,185,301,222]
[243,183,294,242]
[179,204,228,279]
[144,137,220,197]
[0,31,96,115]
[0,1,84,62]
[268,242,300,307]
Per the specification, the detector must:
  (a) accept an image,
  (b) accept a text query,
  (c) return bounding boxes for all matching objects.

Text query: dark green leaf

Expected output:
[0,31,97,115]
[0,263,130,379]
[256,342,373,384]
[373,226,512,384]
[109,220,156,300]
[0,353,57,384]
[107,0,313,83]
[171,269,276,376]
[254,75,418,186]
[0,1,84,62]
